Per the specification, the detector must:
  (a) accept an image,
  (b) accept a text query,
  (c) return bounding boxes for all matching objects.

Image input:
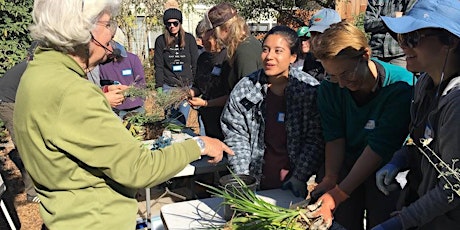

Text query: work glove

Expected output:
[376,164,400,196]
[307,185,349,228]
[281,176,307,198]
[371,216,403,230]
[311,175,337,200]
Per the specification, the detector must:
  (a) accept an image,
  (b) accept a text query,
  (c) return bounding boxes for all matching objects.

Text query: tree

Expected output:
[199,0,335,23]
[116,0,200,62]
[0,0,33,75]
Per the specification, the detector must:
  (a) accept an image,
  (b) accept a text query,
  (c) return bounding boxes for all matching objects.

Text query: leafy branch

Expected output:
[407,137,460,202]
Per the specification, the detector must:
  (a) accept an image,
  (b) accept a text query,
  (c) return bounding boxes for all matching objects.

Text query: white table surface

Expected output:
[160,189,304,229]
[143,135,195,177]
[142,133,227,178]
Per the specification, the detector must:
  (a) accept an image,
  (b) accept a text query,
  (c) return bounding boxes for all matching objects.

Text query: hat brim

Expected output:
[309,25,328,33]
[381,15,443,34]
[114,41,128,58]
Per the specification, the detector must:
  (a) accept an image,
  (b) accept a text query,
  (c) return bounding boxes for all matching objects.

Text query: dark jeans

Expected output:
[199,106,224,140]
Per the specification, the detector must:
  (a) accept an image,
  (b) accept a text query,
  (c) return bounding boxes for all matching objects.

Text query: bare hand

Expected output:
[104,89,125,107]
[108,84,129,91]
[188,97,207,107]
[199,136,234,164]
[189,89,196,97]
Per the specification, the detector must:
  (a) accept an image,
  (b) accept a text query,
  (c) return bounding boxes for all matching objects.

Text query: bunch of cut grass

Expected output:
[197,173,328,230]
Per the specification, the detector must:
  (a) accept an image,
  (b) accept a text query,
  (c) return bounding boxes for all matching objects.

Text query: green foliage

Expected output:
[125,113,164,126]
[203,0,332,21]
[196,171,326,229]
[0,119,5,139]
[0,0,33,75]
[353,11,370,40]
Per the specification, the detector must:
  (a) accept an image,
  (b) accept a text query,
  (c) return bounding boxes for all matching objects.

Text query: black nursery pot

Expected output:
[219,174,258,221]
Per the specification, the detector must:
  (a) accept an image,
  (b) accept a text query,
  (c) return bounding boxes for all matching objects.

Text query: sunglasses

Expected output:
[165,21,180,27]
[397,31,439,48]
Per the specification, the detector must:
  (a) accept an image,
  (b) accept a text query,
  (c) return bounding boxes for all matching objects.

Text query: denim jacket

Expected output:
[221,68,324,183]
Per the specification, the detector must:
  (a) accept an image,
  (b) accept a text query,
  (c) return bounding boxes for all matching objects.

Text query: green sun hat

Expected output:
[297,26,311,38]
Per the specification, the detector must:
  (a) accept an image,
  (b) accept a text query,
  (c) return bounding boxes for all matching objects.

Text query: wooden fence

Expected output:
[336,0,368,22]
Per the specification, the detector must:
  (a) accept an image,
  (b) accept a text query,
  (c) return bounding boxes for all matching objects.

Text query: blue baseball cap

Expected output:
[382,0,460,38]
[309,8,341,33]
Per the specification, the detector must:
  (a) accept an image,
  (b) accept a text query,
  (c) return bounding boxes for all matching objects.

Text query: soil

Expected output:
[1,136,42,230]
[143,122,165,140]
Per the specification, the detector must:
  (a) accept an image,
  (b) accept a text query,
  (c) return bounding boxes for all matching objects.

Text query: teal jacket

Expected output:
[14,48,201,229]
[318,59,414,163]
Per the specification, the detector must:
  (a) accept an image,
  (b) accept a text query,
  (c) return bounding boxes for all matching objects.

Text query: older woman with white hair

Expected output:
[13,0,233,229]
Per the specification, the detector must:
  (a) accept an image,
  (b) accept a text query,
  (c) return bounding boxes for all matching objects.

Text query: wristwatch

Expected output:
[192,137,206,154]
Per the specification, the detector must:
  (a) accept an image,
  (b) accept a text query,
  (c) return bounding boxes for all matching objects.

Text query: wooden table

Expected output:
[160,189,304,229]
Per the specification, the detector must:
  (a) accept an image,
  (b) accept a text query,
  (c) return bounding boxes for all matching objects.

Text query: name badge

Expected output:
[122,69,133,76]
[172,64,183,72]
[211,66,222,76]
[364,120,375,130]
[277,112,285,123]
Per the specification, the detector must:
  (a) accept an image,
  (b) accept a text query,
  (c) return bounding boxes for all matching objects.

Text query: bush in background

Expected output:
[0,0,33,76]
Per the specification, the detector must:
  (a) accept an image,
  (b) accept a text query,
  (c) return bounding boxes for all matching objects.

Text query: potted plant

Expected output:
[122,83,190,141]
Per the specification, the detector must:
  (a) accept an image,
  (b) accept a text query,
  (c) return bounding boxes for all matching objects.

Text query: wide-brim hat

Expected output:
[381,0,460,37]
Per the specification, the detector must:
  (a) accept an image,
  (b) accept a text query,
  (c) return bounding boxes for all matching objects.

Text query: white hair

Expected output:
[30,0,120,54]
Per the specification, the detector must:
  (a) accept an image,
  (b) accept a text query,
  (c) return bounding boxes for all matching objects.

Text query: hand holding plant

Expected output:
[197,171,344,230]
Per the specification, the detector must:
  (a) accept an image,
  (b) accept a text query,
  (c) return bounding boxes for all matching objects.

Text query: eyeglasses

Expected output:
[397,31,439,48]
[165,21,180,27]
[96,19,118,34]
[325,58,361,83]
[90,33,112,54]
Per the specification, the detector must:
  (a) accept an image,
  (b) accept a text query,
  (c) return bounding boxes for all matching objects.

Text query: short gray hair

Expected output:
[30,0,120,54]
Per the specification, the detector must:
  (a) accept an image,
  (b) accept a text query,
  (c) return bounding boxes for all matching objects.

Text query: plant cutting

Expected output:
[122,83,190,140]
[197,172,334,230]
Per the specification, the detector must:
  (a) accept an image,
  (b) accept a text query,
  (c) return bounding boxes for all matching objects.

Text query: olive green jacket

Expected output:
[14,48,200,229]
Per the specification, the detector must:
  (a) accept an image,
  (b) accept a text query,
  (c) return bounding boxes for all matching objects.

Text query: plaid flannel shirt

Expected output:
[365,0,416,58]
[221,68,324,183]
